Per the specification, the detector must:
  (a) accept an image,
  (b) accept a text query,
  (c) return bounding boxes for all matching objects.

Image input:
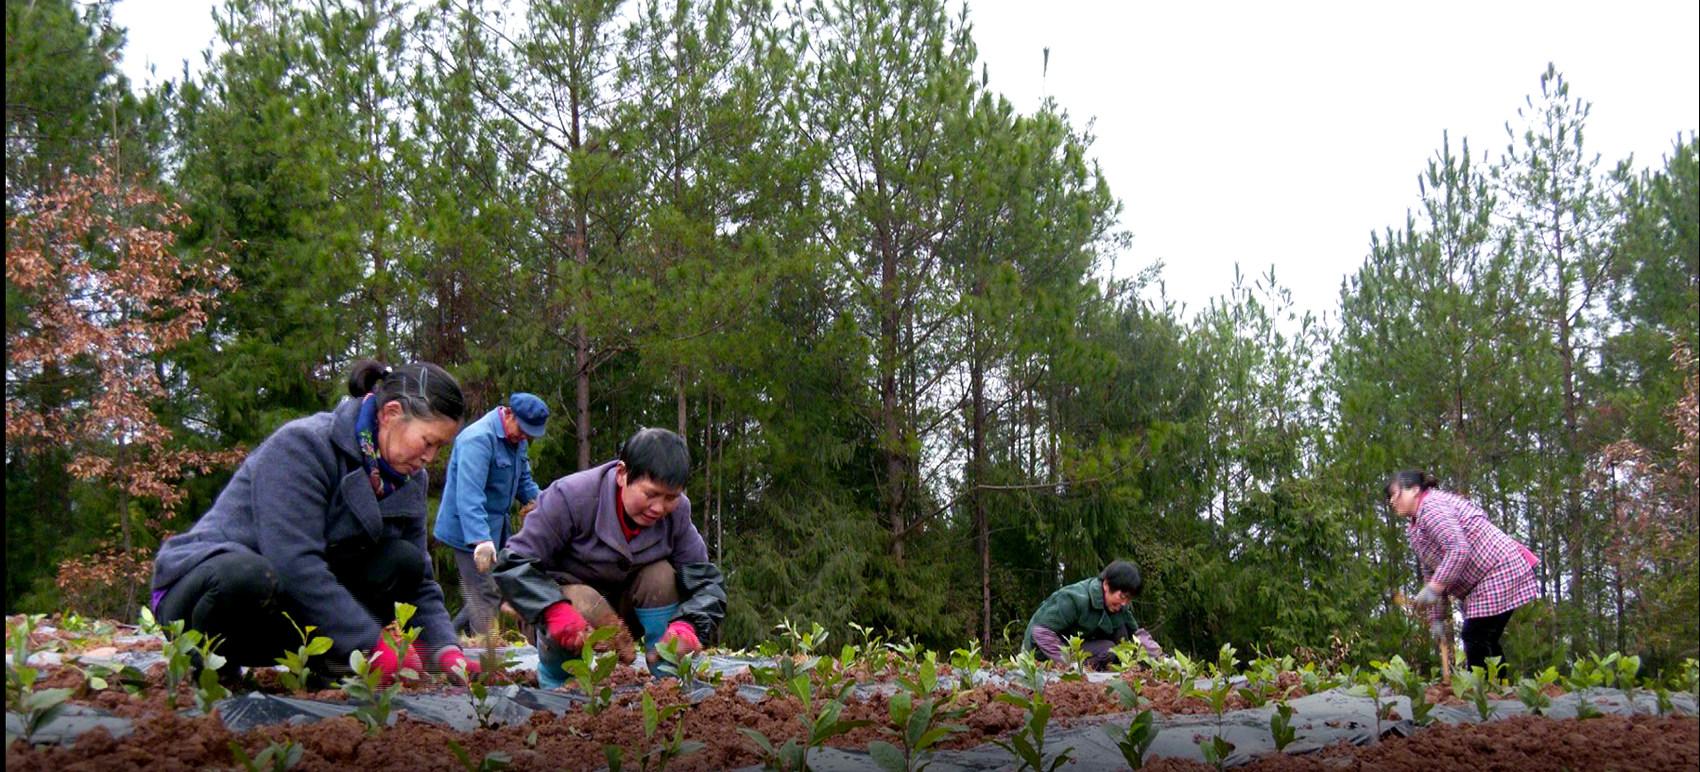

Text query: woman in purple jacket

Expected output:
[493,427,726,687]
[150,360,475,685]
[1386,470,1540,672]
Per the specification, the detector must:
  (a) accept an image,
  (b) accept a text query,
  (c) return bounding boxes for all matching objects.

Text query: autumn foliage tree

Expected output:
[5,157,243,616]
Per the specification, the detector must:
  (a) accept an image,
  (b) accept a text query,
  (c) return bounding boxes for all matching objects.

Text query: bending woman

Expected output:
[1386,470,1539,672]
[150,360,477,683]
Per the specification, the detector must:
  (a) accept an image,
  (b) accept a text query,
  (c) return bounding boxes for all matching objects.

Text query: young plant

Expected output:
[1450,667,1496,722]
[1348,669,1392,741]
[1269,700,1299,752]
[447,739,512,771]
[1566,655,1609,719]
[5,615,74,745]
[564,626,620,714]
[341,648,400,733]
[452,660,503,731]
[1515,665,1560,716]
[1606,653,1642,711]
[1057,635,1090,680]
[850,622,893,675]
[1214,643,1239,679]
[1237,657,1281,708]
[193,639,232,713]
[948,643,982,692]
[655,638,722,694]
[1375,655,1435,726]
[1188,673,1238,769]
[1297,662,1340,695]
[1103,677,1158,769]
[159,618,227,710]
[992,687,1074,771]
[739,673,870,772]
[776,619,830,657]
[229,740,303,772]
[871,655,967,772]
[636,691,704,771]
[71,660,147,696]
[275,613,334,692]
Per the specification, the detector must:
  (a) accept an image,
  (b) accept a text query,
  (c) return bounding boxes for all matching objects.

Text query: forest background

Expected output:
[6,0,1697,677]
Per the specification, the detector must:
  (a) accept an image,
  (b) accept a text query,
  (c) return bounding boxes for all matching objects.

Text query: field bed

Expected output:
[7,615,1697,770]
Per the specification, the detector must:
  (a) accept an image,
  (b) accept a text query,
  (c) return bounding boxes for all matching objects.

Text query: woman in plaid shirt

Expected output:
[1386,470,1540,671]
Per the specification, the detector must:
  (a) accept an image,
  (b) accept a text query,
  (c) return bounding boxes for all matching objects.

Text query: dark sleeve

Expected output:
[395,474,456,653]
[490,547,566,624]
[675,562,726,639]
[250,428,382,660]
[491,487,573,623]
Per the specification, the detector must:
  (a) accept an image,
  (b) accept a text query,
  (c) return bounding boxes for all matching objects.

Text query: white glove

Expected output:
[473,541,497,574]
[1429,621,1445,641]
[1414,584,1442,606]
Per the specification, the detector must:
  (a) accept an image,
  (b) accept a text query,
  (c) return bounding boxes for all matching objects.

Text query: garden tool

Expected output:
[1394,590,1453,684]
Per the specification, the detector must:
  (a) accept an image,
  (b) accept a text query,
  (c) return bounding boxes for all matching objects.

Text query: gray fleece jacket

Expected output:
[150,398,456,659]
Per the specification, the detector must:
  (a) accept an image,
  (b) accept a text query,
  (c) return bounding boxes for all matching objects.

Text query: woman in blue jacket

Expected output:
[150,360,476,684]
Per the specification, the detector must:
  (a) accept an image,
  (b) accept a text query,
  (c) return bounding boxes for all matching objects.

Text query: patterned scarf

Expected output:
[356,394,409,499]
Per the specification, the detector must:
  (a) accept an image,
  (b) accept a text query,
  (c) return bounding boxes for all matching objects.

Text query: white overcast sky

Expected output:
[113,0,1700,322]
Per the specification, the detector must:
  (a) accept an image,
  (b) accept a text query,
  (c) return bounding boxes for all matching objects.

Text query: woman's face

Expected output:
[1387,484,1423,519]
[377,401,459,476]
[1101,581,1133,613]
[616,462,684,527]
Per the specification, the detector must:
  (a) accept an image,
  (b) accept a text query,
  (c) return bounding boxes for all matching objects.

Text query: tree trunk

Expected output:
[970,311,990,651]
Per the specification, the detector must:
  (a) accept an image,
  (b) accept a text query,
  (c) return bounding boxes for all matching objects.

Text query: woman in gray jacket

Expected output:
[150,360,474,684]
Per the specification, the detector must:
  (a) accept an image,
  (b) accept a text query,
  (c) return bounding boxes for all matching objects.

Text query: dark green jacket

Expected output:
[1021,577,1138,651]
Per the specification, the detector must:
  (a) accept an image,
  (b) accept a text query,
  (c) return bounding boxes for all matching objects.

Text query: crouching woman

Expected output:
[149,360,477,683]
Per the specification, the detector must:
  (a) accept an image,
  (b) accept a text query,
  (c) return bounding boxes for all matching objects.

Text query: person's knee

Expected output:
[205,552,280,605]
[631,562,679,607]
[562,584,617,626]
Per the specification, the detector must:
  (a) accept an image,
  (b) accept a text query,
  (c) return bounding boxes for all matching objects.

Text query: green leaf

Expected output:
[868,740,907,772]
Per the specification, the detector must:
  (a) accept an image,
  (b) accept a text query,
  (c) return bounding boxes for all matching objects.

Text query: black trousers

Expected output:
[1460,608,1515,673]
[155,538,425,668]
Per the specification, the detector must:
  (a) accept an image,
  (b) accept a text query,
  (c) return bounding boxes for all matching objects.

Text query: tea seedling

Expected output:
[1102,676,1158,769]
[275,613,333,692]
[870,655,967,772]
[1515,666,1560,716]
[5,615,73,745]
[447,739,512,771]
[229,740,303,772]
[1375,655,1434,726]
[1189,673,1238,769]
[564,626,621,714]
[1269,701,1299,752]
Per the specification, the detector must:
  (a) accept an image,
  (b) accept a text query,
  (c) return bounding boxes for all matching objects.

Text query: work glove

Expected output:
[1134,628,1163,659]
[472,541,498,574]
[437,646,482,684]
[1413,583,1443,606]
[660,621,701,653]
[518,500,538,520]
[1429,621,1446,641]
[368,637,425,686]
[542,601,589,650]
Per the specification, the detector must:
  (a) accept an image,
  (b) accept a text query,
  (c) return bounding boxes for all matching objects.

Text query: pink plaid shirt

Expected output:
[1407,490,1540,622]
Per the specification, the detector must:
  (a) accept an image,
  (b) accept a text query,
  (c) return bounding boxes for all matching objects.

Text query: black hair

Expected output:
[1100,560,1143,596]
[1384,470,1441,501]
[618,427,690,488]
[346,359,466,423]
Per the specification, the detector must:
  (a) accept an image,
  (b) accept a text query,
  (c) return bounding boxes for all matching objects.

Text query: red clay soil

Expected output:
[9,655,1698,771]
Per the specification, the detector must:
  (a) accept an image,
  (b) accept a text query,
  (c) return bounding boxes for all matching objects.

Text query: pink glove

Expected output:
[369,638,424,686]
[542,602,588,649]
[660,621,701,653]
[437,647,481,683]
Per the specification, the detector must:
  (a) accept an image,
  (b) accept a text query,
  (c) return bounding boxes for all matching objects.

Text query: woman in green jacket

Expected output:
[1023,560,1163,670]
